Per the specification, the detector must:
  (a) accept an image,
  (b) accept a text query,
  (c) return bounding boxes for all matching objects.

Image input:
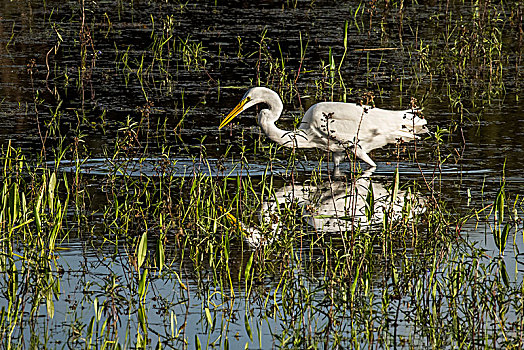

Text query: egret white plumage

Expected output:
[219,87,428,168]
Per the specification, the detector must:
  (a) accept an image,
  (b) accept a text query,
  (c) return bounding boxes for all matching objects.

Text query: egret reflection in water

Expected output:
[225,170,427,248]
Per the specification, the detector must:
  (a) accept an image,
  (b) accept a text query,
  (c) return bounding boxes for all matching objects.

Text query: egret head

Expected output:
[219,87,280,130]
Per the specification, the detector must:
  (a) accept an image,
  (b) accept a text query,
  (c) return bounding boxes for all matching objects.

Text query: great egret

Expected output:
[219,87,428,168]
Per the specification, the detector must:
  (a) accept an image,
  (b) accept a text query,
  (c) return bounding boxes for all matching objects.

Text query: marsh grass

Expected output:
[1,121,524,348]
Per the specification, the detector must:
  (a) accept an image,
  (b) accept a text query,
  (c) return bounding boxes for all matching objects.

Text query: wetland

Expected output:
[0,0,524,348]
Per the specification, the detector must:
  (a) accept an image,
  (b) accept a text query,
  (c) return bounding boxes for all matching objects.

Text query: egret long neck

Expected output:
[258,110,310,149]
[255,90,311,149]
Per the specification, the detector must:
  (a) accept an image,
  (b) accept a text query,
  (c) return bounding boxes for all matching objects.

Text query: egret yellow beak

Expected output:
[219,97,250,130]
[218,206,249,235]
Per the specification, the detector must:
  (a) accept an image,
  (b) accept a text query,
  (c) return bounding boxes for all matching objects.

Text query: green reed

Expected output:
[2,119,524,348]
[2,0,524,348]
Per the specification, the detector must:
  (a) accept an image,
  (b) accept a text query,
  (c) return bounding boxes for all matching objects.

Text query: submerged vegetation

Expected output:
[0,0,523,348]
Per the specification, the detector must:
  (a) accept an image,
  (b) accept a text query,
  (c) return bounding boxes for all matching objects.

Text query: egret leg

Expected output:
[333,153,345,167]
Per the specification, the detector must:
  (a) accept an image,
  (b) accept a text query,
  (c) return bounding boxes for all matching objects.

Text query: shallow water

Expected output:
[0,0,523,348]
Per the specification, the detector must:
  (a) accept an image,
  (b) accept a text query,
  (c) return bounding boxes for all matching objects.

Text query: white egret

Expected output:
[219,87,428,168]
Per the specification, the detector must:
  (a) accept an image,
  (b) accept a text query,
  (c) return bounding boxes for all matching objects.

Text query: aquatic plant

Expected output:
[0,0,524,348]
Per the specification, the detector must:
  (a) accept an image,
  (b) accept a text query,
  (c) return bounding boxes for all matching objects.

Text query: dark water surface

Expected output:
[1,0,523,348]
